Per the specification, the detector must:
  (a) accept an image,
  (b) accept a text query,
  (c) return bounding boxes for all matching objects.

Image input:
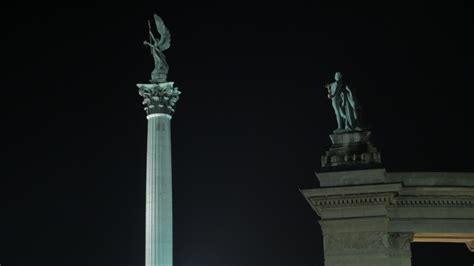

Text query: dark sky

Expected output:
[1,2,474,266]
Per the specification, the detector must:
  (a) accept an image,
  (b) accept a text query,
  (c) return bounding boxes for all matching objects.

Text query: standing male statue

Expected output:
[325,72,361,133]
[143,14,171,83]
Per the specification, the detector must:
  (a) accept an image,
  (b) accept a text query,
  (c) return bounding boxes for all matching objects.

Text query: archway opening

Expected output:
[411,242,473,266]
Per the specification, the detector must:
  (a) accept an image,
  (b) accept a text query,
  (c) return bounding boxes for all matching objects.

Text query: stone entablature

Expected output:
[302,170,474,265]
[304,180,474,217]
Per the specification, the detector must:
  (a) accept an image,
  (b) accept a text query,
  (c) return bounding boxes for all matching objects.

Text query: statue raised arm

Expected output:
[144,14,171,83]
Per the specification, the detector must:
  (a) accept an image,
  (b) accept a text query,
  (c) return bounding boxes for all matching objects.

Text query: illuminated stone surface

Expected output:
[137,95,179,266]
[137,13,180,266]
[144,113,173,266]
[302,131,474,266]
[137,82,180,115]
[136,89,179,266]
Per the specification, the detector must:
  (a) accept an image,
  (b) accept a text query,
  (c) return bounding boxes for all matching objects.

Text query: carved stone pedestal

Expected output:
[321,131,381,171]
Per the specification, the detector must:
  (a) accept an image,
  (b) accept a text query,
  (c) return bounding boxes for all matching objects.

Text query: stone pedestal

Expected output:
[321,131,381,171]
[137,82,180,266]
[302,131,474,266]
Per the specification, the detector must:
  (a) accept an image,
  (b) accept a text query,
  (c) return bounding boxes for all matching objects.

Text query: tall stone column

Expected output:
[137,82,181,266]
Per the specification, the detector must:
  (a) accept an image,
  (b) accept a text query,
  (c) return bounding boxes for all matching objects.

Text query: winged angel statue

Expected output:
[137,14,180,115]
[144,14,171,83]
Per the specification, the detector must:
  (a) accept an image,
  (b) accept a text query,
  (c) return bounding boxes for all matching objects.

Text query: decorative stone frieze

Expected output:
[395,196,474,208]
[323,231,386,255]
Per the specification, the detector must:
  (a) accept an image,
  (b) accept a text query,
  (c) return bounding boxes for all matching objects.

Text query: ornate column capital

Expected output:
[137,81,181,115]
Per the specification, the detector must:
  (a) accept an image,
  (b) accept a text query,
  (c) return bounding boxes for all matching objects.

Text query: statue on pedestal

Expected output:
[137,14,180,115]
[143,14,171,83]
[325,72,362,133]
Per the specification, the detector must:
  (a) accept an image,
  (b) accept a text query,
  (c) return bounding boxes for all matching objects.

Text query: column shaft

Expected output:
[146,114,173,266]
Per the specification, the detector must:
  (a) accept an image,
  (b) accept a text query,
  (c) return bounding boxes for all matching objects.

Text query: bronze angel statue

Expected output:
[144,14,171,83]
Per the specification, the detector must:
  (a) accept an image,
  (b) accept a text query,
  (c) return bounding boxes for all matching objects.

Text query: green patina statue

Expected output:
[144,14,171,83]
[325,72,362,133]
[137,14,180,115]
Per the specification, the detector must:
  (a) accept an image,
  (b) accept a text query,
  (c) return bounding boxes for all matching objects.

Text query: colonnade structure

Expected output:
[301,79,474,265]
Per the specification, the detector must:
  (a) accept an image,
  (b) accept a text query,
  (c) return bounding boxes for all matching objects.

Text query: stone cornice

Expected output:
[302,184,401,217]
[306,192,474,210]
[316,168,386,186]
[308,192,396,218]
[311,192,395,209]
[302,183,402,197]
[394,196,474,208]
[302,183,474,219]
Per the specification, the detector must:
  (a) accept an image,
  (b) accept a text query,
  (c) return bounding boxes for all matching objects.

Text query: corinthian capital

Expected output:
[137,82,181,115]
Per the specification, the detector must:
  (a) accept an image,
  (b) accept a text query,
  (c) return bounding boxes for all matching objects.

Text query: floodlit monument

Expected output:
[301,72,474,266]
[137,14,181,266]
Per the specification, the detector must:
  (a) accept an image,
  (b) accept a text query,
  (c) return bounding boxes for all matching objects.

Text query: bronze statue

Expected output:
[143,14,171,83]
[325,72,361,133]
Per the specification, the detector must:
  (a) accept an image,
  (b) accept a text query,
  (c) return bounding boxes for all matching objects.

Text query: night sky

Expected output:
[1,2,474,266]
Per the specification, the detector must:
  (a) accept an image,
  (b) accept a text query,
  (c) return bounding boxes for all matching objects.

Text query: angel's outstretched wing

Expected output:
[154,14,171,51]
